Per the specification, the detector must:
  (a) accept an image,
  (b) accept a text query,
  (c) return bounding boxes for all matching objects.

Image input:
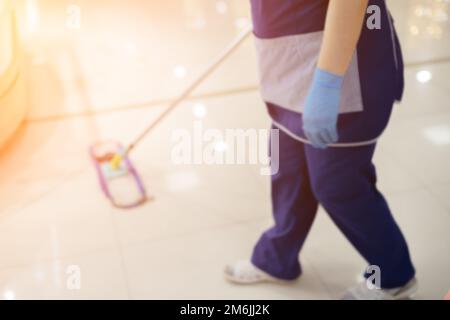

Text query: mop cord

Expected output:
[124,27,254,156]
[272,119,380,148]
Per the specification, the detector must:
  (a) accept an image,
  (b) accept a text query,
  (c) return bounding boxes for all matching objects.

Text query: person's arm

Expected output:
[303,0,369,149]
[318,0,369,75]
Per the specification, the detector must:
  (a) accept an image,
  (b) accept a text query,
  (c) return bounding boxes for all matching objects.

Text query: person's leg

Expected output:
[251,127,319,280]
[305,144,415,289]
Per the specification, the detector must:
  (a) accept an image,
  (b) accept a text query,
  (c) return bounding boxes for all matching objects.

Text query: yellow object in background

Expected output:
[110,153,124,170]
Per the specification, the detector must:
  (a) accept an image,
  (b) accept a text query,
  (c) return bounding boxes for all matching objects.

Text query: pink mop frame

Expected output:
[90,141,147,209]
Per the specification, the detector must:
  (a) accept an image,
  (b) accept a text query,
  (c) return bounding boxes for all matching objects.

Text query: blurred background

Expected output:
[0,0,449,299]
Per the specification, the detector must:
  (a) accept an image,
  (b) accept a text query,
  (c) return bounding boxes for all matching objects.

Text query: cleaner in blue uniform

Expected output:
[225,0,417,300]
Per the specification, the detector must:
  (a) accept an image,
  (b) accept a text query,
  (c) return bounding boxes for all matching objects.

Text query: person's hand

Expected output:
[302,68,343,149]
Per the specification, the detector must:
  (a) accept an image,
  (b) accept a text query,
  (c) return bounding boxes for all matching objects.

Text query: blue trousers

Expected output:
[251,126,415,289]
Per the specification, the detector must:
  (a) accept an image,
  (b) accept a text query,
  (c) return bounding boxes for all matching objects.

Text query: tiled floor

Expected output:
[0,0,449,299]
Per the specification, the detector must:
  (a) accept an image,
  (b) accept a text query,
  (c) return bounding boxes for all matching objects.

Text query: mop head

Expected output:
[93,150,127,178]
[90,141,147,208]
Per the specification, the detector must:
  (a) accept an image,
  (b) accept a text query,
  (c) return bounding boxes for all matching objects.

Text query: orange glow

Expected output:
[25,0,40,33]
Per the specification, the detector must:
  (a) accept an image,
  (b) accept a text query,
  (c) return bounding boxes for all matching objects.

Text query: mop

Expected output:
[90,27,253,209]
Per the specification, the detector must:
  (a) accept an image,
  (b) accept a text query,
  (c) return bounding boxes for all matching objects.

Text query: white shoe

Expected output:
[224,260,288,285]
[342,277,418,300]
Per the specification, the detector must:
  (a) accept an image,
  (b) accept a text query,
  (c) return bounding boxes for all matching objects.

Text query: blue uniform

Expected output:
[252,0,404,144]
[250,0,415,288]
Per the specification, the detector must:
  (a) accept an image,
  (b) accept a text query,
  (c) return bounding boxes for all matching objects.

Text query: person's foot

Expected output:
[342,277,418,300]
[224,260,289,285]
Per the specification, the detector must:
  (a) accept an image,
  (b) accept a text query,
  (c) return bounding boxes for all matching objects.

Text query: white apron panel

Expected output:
[254,31,364,114]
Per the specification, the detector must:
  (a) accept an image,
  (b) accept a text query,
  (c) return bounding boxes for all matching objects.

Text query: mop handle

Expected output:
[125,26,253,155]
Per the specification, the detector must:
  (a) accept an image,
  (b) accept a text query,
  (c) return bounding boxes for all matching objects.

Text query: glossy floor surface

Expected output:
[0,0,449,299]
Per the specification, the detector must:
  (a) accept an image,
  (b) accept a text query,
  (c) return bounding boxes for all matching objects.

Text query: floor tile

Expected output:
[122,223,331,300]
[0,249,129,299]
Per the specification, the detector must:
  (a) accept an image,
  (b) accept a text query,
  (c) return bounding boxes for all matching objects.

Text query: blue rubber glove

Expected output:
[303,68,343,149]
